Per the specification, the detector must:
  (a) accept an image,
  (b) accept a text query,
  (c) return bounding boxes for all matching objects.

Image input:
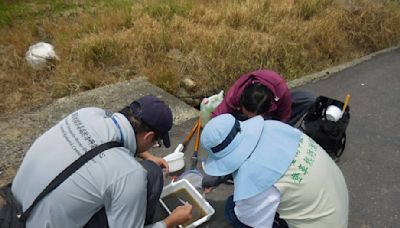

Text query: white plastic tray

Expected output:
[159,179,215,228]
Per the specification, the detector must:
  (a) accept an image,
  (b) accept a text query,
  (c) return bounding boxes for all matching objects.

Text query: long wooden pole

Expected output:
[342,94,351,112]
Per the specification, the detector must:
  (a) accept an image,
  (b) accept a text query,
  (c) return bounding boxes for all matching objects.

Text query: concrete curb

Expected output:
[0,76,198,183]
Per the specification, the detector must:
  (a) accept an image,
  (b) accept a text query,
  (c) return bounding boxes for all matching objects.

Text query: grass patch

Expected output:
[0,2,29,27]
[295,0,334,20]
[145,0,191,23]
[1,0,400,116]
[84,38,126,68]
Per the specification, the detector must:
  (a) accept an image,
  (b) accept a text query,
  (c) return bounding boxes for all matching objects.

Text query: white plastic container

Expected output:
[200,90,224,127]
[159,179,215,228]
[325,105,343,122]
[164,144,185,172]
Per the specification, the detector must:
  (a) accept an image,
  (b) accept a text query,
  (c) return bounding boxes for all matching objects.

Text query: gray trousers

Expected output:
[288,90,315,126]
[84,160,164,228]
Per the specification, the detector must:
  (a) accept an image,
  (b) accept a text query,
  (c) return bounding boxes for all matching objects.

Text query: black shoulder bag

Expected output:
[0,141,121,228]
[299,96,350,159]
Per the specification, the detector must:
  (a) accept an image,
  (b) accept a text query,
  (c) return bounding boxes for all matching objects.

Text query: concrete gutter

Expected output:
[0,76,198,183]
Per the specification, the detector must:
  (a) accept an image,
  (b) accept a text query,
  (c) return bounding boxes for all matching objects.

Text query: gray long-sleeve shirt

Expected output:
[12,107,166,228]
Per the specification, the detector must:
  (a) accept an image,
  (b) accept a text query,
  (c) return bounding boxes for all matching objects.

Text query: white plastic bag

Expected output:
[25,42,59,70]
[200,90,224,127]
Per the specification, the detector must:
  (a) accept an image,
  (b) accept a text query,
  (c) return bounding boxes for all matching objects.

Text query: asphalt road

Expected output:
[297,47,400,228]
[157,47,400,228]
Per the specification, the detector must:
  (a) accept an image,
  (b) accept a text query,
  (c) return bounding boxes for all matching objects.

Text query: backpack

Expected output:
[0,184,24,228]
[299,96,350,159]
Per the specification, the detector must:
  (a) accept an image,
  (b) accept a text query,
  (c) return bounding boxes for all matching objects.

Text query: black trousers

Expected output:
[84,160,164,228]
[288,90,315,126]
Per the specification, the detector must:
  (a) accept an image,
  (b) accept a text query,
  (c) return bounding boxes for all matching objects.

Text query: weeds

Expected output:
[85,39,125,69]
[145,0,191,23]
[295,0,334,20]
[0,0,400,116]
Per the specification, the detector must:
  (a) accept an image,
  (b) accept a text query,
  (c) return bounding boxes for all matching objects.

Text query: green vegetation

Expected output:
[1,0,400,116]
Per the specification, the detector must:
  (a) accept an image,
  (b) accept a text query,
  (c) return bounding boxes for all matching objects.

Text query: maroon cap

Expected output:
[130,96,173,148]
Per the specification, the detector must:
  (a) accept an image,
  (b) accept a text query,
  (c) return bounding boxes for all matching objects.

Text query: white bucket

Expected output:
[164,144,185,172]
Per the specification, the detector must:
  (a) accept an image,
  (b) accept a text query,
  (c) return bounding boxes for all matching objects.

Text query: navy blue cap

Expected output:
[130,96,173,148]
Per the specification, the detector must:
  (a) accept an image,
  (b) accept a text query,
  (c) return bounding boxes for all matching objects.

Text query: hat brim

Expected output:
[162,133,171,148]
[203,116,264,176]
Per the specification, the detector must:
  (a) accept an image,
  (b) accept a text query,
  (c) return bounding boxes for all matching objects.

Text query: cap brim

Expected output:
[203,116,264,176]
[163,133,171,148]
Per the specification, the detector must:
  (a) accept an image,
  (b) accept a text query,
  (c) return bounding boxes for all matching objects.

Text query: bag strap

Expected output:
[18,141,122,221]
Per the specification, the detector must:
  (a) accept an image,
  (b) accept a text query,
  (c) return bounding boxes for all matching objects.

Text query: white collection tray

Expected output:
[159,179,215,228]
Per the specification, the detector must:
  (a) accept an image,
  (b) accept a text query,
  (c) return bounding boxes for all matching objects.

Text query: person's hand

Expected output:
[163,203,193,228]
[147,155,169,172]
[139,151,169,173]
[203,187,215,195]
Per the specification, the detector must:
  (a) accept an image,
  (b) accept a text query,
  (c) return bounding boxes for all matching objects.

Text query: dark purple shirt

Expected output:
[212,69,292,123]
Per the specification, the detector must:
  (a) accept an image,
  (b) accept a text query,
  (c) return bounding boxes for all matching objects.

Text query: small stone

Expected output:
[182,77,196,90]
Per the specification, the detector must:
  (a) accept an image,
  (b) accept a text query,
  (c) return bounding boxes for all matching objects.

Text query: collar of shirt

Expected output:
[111,113,137,156]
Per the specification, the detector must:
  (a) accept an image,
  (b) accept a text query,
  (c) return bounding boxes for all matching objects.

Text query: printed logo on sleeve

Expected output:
[60,111,98,156]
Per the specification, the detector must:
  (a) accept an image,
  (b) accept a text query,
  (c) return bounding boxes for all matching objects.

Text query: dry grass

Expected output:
[1,0,400,116]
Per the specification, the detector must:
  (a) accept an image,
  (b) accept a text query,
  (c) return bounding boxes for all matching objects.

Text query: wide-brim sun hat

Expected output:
[200,114,264,176]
